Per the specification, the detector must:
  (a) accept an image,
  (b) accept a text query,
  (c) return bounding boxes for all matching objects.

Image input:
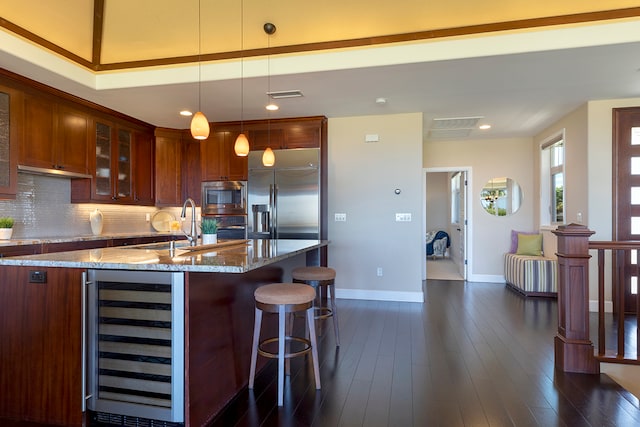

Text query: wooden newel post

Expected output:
[552,223,599,374]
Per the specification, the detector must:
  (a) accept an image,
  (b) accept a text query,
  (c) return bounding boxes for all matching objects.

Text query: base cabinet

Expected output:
[0,266,84,426]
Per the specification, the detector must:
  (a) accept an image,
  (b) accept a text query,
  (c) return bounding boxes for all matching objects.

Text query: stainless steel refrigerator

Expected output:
[247,148,320,239]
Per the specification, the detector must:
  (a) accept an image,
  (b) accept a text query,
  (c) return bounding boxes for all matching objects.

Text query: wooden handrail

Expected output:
[575,237,640,365]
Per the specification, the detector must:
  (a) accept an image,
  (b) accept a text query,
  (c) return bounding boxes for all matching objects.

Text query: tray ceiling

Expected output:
[2,0,640,70]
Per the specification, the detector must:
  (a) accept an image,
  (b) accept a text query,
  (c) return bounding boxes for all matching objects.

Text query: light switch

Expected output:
[395,213,412,222]
[335,213,347,222]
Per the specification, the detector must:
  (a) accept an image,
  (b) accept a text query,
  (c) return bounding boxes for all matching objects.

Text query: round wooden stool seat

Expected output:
[254,283,316,306]
[291,266,336,282]
[249,282,321,406]
[292,266,340,347]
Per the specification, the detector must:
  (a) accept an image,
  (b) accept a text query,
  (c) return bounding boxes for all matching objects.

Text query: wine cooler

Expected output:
[85,270,184,426]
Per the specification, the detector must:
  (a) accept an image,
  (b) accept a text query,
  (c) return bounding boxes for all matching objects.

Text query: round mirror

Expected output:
[480,177,522,216]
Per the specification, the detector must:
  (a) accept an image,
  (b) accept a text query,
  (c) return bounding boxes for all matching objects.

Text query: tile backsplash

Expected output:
[0,173,187,239]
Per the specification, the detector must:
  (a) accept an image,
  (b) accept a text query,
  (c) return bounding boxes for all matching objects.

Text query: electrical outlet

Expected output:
[377,267,383,277]
[145,213,151,222]
[335,213,347,222]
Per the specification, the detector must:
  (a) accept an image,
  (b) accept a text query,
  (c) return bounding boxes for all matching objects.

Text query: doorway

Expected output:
[424,167,471,281]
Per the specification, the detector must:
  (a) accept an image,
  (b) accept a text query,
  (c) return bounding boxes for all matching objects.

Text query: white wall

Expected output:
[424,137,534,281]
[533,104,589,229]
[328,113,424,302]
[425,172,449,231]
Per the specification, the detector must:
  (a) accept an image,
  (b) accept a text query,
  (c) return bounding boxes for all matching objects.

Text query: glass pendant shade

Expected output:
[190,111,210,140]
[262,147,275,166]
[234,133,250,156]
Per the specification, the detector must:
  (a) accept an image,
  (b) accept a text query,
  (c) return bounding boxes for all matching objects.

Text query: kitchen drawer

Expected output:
[0,244,42,257]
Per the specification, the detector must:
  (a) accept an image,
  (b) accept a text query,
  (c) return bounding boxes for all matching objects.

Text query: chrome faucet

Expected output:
[180,197,198,246]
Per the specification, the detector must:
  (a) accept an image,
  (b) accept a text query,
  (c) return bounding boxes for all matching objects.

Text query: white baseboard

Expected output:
[335,288,424,302]
[589,300,613,313]
[467,274,505,283]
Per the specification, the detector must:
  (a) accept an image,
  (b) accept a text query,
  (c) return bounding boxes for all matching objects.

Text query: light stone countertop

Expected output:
[0,239,328,273]
[0,232,181,247]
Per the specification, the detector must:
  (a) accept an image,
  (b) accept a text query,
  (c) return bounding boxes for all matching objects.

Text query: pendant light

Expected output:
[262,147,275,166]
[262,22,277,167]
[190,0,210,140]
[264,22,278,112]
[233,0,250,156]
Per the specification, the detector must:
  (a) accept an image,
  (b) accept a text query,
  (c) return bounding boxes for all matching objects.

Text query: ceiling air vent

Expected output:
[427,116,484,139]
[267,90,304,99]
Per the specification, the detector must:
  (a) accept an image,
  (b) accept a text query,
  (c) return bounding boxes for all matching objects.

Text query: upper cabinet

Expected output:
[155,129,203,206]
[154,128,183,207]
[201,124,248,182]
[133,130,154,205]
[0,85,20,199]
[71,120,155,205]
[19,93,90,176]
[246,117,325,151]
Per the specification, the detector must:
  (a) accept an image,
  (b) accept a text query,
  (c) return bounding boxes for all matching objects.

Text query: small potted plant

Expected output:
[0,217,14,240]
[200,218,219,245]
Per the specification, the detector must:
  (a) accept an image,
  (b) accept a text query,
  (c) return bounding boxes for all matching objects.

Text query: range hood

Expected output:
[18,164,92,179]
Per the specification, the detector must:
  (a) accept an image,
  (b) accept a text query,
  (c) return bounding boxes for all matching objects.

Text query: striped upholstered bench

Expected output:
[504,253,558,297]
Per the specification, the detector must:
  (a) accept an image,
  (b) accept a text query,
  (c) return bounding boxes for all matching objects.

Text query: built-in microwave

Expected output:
[201,181,247,215]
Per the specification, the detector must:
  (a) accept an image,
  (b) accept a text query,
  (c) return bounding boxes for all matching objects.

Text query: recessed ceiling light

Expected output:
[479,124,491,130]
[266,103,279,111]
[180,110,193,117]
[375,97,387,105]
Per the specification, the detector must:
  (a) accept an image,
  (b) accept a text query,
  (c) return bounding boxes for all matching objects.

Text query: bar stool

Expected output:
[248,283,321,406]
[292,266,340,346]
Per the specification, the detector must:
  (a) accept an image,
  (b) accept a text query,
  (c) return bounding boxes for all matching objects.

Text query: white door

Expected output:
[456,171,468,279]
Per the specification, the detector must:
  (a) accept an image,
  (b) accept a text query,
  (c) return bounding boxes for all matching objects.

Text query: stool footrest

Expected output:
[258,336,312,359]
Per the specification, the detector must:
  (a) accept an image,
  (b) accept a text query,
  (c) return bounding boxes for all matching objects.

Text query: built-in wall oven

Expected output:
[201,181,248,239]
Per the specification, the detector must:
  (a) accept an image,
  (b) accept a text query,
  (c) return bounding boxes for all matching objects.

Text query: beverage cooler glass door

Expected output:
[85,270,185,424]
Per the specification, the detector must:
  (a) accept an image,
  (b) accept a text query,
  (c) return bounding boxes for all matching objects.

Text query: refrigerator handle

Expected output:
[270,184,278,239]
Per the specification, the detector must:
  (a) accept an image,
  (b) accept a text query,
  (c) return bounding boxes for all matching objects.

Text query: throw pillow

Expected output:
[516,233,543,256]
[510,230,537,253]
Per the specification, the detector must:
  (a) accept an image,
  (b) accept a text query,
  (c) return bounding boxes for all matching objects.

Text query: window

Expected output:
[540,132,565,225]
[451,172,460,224]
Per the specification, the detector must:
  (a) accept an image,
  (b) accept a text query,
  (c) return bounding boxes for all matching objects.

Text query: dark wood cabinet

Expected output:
[0,85,20,199]
[201,125,248,182]
[133,130,155,205]
[182,135,202,204]
[0,243,41,257]
[56,105,91,175]
[72,121,154,205]
[19,93,90,175]
[155,128,183,206]
[0,266,84,426]
[247,117,325,151]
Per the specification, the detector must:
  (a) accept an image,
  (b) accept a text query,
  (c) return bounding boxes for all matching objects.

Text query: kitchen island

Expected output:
[0,239,327,427]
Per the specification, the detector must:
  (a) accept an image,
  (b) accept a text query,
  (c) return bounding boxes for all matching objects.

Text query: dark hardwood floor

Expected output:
[213,280,640,427]
[3,280,640,426]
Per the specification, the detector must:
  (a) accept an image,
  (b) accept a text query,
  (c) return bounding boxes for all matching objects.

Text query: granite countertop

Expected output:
[0,239,328,273]
[0,232,181,247]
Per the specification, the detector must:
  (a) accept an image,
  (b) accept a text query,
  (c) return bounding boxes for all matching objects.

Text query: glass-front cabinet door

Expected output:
[0,86,19,199]
[95,122,113,197]
[93,121,134,202]
[116,128,132,199]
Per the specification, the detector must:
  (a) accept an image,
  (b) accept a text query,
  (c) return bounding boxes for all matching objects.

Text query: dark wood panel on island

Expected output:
[0,266,85,426]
